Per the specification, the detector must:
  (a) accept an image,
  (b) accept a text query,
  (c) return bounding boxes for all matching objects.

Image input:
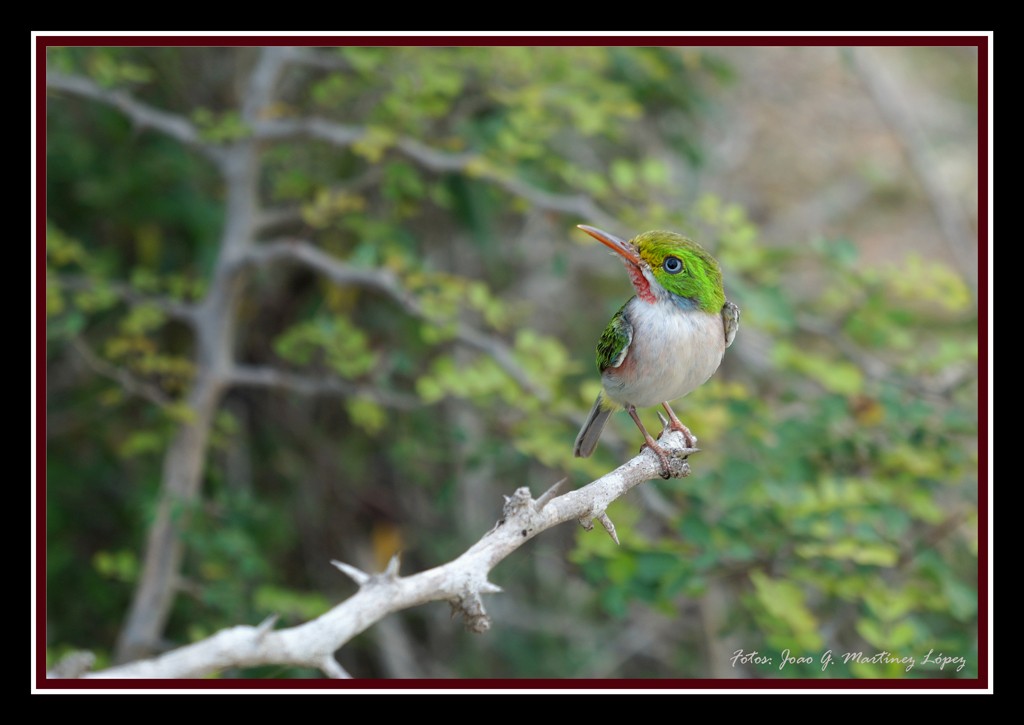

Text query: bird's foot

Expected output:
[661,403,697,448]
[669,421,697,449]
[640,441,674,479]
[628,404,679,477]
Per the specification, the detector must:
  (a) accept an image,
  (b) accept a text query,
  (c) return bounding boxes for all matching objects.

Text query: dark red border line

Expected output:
[975,34,989,690]
[39,34,985,48]
[36,34,49,689]
[34,33,991,692]
[42,677,985,690]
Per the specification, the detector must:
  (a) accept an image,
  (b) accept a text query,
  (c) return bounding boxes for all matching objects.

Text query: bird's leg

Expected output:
[627,405,672,479]
[662,402,697,449]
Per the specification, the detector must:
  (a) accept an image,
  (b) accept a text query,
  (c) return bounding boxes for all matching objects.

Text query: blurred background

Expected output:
[44,43,980,679]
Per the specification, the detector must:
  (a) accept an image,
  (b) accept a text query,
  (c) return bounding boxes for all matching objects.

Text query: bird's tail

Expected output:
[574,392,613,458]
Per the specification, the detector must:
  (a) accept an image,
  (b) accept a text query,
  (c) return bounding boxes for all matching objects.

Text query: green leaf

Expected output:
[940,573,978,621]
[118,430,167,458]
[274,315,377,379]
[773,342,864,395]
[192,108,250,143]
[795,540,899,567]
[120,303,167,335]
[92,549,138,582]
[678,514,711,547]
[634,551,678,581]
[611,159,637,192]
[750,570,823,651]
[346,398,386,434]
[254,586,331,622]
[855,617,887,649]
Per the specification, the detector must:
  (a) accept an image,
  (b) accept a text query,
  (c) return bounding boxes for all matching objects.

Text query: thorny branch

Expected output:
[54,427,694,679]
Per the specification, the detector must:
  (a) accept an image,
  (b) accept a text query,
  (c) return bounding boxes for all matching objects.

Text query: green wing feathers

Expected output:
[578,305,633,457]
[596,303,633,372]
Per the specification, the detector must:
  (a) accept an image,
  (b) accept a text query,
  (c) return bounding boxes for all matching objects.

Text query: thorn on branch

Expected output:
[650,429,697,479]
[450,592,492,634]
[321,656,352,679]
[657,411,670,429]
[596,512,620,546]
[383,553,401,580]
[256,614,279,639]
[535,477,570,511]
[479,581,503,595]
[331,560,371,586]
[502,487,533,518]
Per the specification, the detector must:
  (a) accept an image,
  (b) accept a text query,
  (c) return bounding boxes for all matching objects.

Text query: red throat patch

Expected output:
[626,264,656,303]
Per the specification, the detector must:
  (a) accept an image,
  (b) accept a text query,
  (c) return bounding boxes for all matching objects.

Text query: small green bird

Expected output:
[573,224,740,477]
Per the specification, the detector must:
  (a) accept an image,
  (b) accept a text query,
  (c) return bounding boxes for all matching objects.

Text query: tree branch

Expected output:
[46,73,227,167]
[111,47,288,663]
[280,47,355,72]
[64,428,695,679]
[56,275,198,325]
[245,240,551,402]
[251,117,619,229]
[254,168,386,234]
[228,364,421,410]
[47,68,616,235]
[69,336,174,408]
[242,46,290,122]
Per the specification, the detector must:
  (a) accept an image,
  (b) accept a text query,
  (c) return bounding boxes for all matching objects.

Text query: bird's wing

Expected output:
[596,302,633,371]
[722,299,740,349]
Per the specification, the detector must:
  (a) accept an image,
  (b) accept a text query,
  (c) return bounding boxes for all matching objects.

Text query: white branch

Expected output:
[68,428,695,679]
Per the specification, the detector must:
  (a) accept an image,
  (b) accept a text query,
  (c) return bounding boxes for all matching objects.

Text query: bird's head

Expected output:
[578,225,726,313]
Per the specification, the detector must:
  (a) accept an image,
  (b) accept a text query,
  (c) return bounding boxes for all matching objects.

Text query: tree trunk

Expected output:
[113,378,224,663]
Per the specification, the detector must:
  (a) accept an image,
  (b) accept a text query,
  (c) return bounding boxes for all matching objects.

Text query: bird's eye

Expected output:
[663,256,683,274]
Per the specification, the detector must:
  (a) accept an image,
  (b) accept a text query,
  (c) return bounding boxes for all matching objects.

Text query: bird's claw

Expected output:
[669,424,697,449]
[640,442,674,479]
[661,408,697,448]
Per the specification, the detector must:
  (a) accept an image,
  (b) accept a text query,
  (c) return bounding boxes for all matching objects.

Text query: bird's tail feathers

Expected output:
[574,392,613,458]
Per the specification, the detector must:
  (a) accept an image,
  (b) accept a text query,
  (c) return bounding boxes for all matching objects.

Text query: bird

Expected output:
[573,224,740,478]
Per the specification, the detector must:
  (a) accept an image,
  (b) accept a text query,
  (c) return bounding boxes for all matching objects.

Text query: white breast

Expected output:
[602,297,726,408]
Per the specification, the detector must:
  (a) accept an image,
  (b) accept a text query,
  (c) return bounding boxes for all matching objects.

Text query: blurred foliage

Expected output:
[44,46,978,680]
[574,198,978,678]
